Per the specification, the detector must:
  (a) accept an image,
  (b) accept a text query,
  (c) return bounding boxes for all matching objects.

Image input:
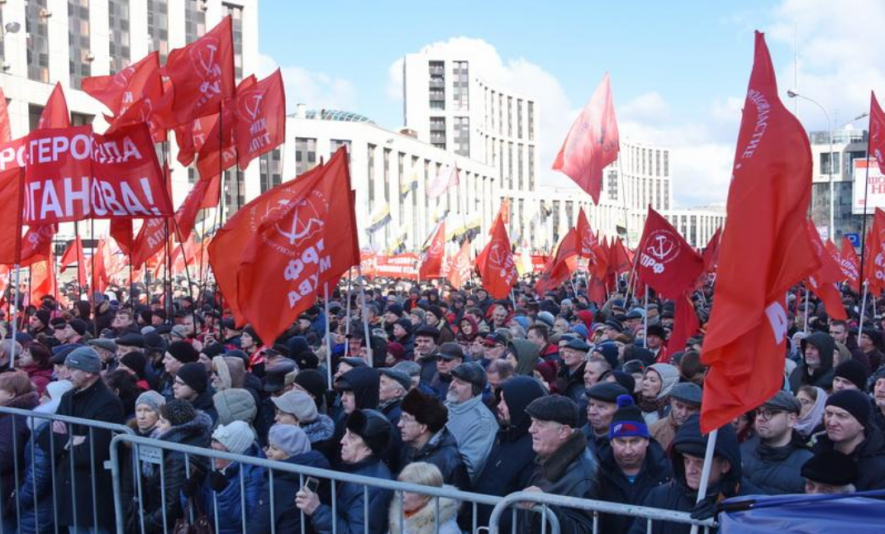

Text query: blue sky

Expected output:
[257,0,885,206]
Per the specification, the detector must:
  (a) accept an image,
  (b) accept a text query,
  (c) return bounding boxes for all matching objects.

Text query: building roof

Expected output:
[295,109,376,124]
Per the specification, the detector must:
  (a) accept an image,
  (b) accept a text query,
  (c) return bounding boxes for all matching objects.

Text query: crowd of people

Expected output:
[0,274,881,534]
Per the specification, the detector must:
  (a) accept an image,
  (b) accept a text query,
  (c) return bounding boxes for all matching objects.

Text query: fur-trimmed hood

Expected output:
[388,486,461,534]
[303,413,335,443]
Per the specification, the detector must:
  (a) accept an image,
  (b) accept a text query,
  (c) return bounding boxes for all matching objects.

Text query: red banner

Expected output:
[362,253,420,280]
[0,124,172,225]
[236,69,286,169]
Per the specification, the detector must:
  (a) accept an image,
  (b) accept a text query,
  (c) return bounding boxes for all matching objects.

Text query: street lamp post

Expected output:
[788,90,834,240]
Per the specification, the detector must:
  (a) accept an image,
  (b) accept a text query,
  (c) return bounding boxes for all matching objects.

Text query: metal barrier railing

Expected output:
[110,433,563,534]
[488,490,717,534]
[0,404,135,534]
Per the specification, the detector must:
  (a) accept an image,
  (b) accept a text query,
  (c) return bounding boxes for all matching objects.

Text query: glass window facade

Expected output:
[26,0,50,83]
[185,0,206,43]
[147,0,169,62]
[453,117,469,157]
[295,137,317,176]
[224,4,244,80]
[108,0,131,73]
[68,0,91,89]
[452,61,469,111]
[259,148,282,193]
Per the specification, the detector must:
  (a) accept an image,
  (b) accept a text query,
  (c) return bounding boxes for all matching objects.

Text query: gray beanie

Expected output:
[214,388,258,426]
[65,346,102,374]
[268,424,311,457]
[211,420,254,455]
[135,391,166,414]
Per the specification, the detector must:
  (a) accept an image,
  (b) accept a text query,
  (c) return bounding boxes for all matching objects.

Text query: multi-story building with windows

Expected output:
[1,0,258,243]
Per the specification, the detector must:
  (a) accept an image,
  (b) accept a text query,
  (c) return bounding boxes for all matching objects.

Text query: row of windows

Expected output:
[630,146,669,178]
[481,84,536,142]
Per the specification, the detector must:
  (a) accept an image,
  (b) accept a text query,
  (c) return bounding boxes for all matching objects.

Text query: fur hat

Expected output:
[345,409,392,457]
[401,389,448,433]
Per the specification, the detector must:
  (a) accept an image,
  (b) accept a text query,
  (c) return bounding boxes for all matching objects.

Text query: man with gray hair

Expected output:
[445,362,498,483]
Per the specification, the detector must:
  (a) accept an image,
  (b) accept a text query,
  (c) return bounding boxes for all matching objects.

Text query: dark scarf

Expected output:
[637,394,670,417]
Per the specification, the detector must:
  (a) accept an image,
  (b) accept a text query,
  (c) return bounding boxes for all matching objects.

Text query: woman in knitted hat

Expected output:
[131,390,166,437]
[296,409,394,533]
[140,399,212,533]
[196,421,265,534]
[389,462,461,534]
[638,363,679,424]
[250,425,332,534]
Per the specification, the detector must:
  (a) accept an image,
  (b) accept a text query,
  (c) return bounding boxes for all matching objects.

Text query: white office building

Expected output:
[0,0,259,243]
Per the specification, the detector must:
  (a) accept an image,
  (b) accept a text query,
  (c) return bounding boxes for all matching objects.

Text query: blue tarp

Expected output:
[719,492,885,533]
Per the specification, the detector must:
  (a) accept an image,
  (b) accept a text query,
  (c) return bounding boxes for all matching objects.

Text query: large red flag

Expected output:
[91,239,111,294]
[154,16,235,128]
[805,221,848,320]
[29,256,57,304]
[669,292,700,356]
[552,73,619,203]
[83,52,162,118]
[130,218,169,270]
[702,227,722,273]
[175,176,218,241]
[175,115,217,167]
[576,208,604,271]
[0,87,11,143]
[0,168,23,265]
[419,222,446,280]
[635,207,704,297]
[870,91,885,171]
[60,236,87,286]
[700,31,820,433]
[231,148,360,342]
[864,208,885,296]
[832,237,860,292]
[208,159,328,326]
[110,219,134,255]
[236,69,286,169]
[535,229,578,295]
[446,241,473,291]
[37,83,70,130]
[196,76,257,182]
[478,214,518,299]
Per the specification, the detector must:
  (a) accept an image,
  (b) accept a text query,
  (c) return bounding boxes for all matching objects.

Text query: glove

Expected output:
[182,475,202,498]
[690,497,719,520]
[209,470,228,492]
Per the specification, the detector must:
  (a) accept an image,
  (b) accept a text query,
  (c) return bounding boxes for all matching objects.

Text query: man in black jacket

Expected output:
[598,395,671,533]
[581,382,630,457]
[473,376,547,526]
[740,390,812,494]
[52,346,125,533]
[631,415,760,534]
[397,389,469,489]
[556,338,589,403]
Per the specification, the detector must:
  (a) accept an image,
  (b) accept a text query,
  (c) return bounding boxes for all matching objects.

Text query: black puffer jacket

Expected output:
[556,362,587,404]
[630,415,762,534]
[740,432,813,495]
[141,413,212,533]
[472,377,546,528]
[248,450,331,534]
[813,426,885,491]
[598,438,672,534]
[789,333,836,392]
[400,427,469,490]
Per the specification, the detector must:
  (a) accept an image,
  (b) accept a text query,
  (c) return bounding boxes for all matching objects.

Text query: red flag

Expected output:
[38,83,70,129]
[0,87,11,143]
[60,236,87,285]
[832,237,860,292]
[446,241,473,291]
[805,221,848,320]
[0,167,23,264]
[870,91,885,171]
[635,207,704,297]
[552,73,619,203]
[478,214,518,299]
[110,219,134,255]
[130,218,169,270]
[232,148,360,342]
[29,256,57,304]
[535,229,578,295]
[669,292,700,355]
[196,76,257,181]
[154,16,235,128]
[236,69,286,169]
[576,208,604,271]
[83,52,162,118]
[864,208,885,296]
[700,32,820,433]
[702,227,722,273]
[91,239,111,294]
[419,222,446,279]
[175,115,217,167]
[207,159,329,326]
[607,237,632,276]
[175,177,217,241]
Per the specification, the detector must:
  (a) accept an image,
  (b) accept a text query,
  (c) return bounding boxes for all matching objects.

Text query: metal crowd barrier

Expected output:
[0,405,136,534]
[110,433,562,534]
[488,490,717,534]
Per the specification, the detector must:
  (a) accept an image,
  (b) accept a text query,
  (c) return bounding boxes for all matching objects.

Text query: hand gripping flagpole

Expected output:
[689,427,719,534]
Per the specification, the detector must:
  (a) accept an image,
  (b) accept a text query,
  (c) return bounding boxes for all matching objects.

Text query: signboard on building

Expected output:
[852,159,885,214]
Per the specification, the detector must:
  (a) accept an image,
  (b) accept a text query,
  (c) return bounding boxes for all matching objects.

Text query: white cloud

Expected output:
[257,53,356,114]
[620,92,672,125]
[387,58,404,100]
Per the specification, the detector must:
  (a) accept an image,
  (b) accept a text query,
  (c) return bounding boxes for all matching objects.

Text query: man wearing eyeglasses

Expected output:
[740,390,812,495]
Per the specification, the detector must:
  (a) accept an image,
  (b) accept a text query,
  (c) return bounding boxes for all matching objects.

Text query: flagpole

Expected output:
[356,265,373,366]
[689,427,719,534]
[90,219,98,338]
[344,269,352,355]
[803,286,810,334]
[643,286,649,348]
[9,265,18,363]
[859,141,873,294]
[859,281,870,333]
[323,282,333,389]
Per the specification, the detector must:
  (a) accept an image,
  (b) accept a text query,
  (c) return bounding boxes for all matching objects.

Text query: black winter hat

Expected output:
[144,332,167,353]
[120,351,147,378]
[68,319,88,336]
[167,341,199,363]
[161,399,197,427]
[387,304,404,317]
[801,451,859,486]
[833,360,869,391]
[414,325,441,341]
[427,305,445,321]
[585,382,630,403]
[345,409,392,457]
[394,318,413,337]
[401,389,448,433]
[294,369,327,403]
[35,309,51,327]
[117,333,145,348]
[646,324,667,340]
[450,362,487,395]
[176,362,208,394]
[826,389,871,427]
[525,394,580,428]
